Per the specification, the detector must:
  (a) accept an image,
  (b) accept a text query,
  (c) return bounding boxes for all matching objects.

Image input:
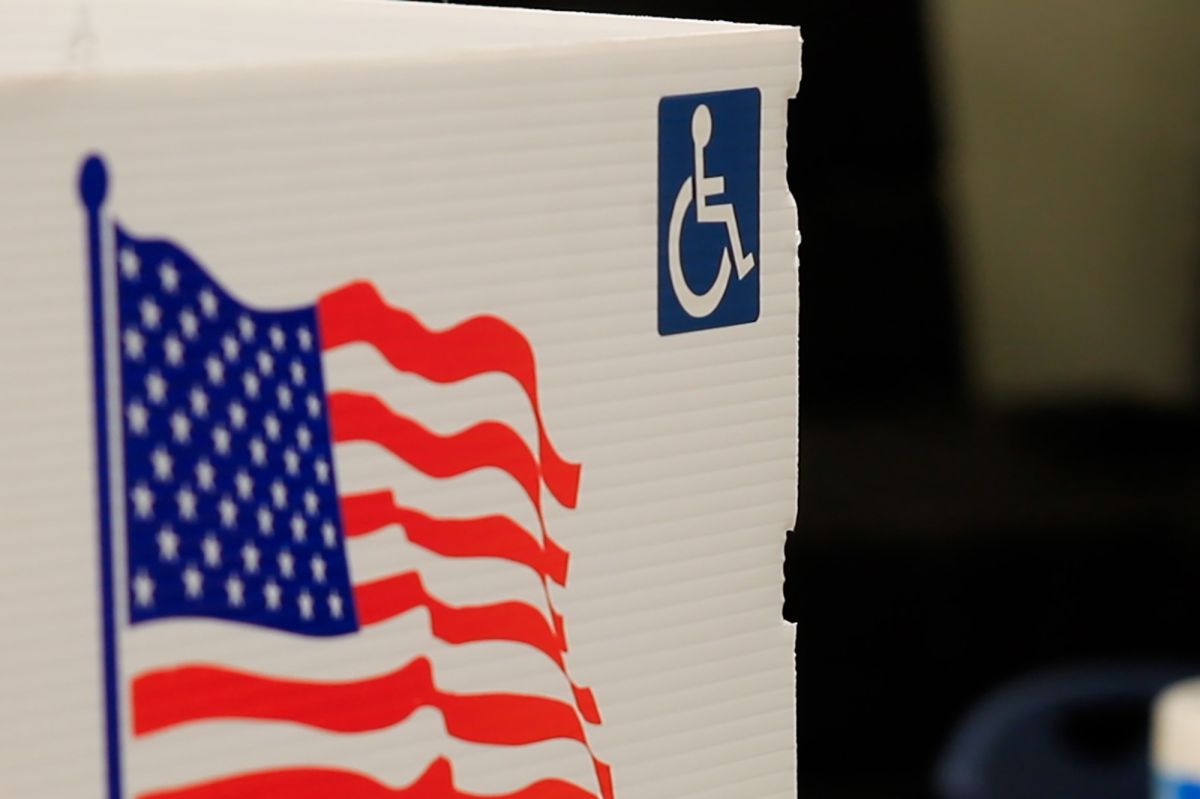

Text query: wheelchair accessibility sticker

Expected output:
[658,88,761,335]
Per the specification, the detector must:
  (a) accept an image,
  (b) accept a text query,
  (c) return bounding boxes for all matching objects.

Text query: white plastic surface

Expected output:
[0,3,800,797]
[0,0,778,77]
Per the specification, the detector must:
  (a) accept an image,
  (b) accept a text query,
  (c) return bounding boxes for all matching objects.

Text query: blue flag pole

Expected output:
[80,154,123,799]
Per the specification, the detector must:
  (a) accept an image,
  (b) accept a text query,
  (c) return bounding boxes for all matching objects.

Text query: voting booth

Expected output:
[0,2,801,797]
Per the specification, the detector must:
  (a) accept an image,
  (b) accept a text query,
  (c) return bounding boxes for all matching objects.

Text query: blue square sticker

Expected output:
[658,88,762,335]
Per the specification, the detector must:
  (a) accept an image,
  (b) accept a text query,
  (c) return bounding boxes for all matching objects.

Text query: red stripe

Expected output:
[572,683,602,728]
[353,572,564,662]
[327,399,572,655]
[132,659,614,799]
[328,392,542,510]
[315,282,608,790]
[317,281,581,509]
[135,657,576,742]
[341,490,569,587]
[352,572,601,724]
[138,758,598,799]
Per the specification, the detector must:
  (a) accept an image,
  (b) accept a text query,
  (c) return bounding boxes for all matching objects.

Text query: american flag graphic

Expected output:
[80,156,612,799]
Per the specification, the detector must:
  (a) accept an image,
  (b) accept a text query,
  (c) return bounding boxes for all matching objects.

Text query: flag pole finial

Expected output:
[80,154,108,211]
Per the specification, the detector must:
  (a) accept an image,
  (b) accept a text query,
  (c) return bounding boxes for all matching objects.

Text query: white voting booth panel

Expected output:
[0,2,801,797]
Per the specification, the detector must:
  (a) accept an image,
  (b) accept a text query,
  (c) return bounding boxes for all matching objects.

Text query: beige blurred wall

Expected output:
[928,1,1200,405]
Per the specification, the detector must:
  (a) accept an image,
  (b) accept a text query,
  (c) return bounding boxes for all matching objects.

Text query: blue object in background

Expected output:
[937,664,1200,799]
[1157,776,1200,798]
[657,88,761,335]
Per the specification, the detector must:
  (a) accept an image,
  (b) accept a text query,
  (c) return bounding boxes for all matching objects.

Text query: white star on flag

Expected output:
[290,514,306,543]
[256,506,273,535]
[237,315,255,342]
[228,401,248,431]
[221,334,240,361]
[163,334,184,366]
[140,298,161,329]
[263,579,282,611]
[182,565,203,599]
[156,526,179,561]
[198,288,218,318]
[212,425,232,455]
[297,590,314,620]
[327,590,343,618]
[195,459,216,492]
[204,355,225,385]
[126,400,149,435]
[158,261,180,293]
[179,308,199,339]
[131,483,154,519]
[225,575,245,608]
[310,555,326,583]
[241,543,260,573]
[175,486,197,520]
[270,480,287,509]
[145,371,167,405]
[218,496,238,528]
[202,535,221,568]
[234,470,253,500]
[249,436,267,465]
[150,447,173,481]
[242,370,260,399]
[124,328,145,360]
[119,246,140,279]
[169,411,191,443]
[132,571,155,608]
[189,386,209,417]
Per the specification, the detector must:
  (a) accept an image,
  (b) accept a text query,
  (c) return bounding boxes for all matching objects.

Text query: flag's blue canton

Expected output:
[114,227,358,636]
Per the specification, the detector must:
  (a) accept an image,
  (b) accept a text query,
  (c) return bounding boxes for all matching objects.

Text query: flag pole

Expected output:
[80,154,123,799]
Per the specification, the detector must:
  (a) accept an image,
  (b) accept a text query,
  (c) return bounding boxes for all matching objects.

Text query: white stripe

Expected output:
[345,523,552,611]
[123,614,575,702]
[126,711,596,798]
[325,340,557,537]
[333,441,543,534]
[323,344,540,454]
[123,607,593,796]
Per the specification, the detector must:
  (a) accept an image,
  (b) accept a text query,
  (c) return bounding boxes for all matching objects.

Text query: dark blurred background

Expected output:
[477,2,1200,796]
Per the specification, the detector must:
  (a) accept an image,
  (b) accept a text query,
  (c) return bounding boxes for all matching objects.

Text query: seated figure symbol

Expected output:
[667,103,758,319]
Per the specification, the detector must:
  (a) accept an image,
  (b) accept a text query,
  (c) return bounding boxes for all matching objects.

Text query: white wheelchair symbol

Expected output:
[667,103,758,319]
